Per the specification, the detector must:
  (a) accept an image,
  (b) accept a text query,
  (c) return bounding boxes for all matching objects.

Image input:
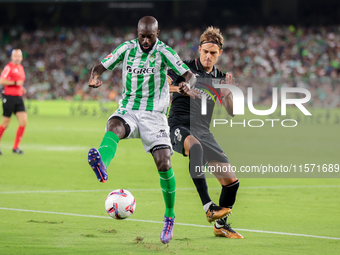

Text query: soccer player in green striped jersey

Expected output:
[87,16,196,244]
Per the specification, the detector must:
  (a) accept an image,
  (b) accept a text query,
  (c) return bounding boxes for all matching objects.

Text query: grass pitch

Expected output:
[0,100,339,255]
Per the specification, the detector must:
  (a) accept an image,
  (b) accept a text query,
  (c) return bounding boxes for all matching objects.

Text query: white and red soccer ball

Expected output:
[105,189,136,219]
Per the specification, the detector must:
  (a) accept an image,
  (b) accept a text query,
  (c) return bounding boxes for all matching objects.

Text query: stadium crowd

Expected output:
[0,25,340,107]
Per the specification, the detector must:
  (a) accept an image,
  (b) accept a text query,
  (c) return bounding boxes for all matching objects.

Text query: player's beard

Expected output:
[139,41,154,53]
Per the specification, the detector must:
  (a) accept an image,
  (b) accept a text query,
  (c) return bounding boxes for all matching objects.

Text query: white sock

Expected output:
[215,215,229,228]
[203,201,213,213]
[215,221,224,228]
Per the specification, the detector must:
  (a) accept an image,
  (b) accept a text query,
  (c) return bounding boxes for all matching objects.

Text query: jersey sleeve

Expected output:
[101,43,129,71]
[167,66,185,86]
[0,65,11,79]
[161,46,189,76]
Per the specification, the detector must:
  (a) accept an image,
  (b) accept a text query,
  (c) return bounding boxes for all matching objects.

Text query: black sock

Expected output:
[219,180,239,209]
[189,143,211,206]
[216,180,239,225]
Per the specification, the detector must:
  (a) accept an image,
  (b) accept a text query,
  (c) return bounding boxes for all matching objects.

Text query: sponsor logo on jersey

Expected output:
[212,79,224,85]
[197,88,217,101]
[126,65,159,74]
[156,129,168,138]
[176,60,183,66]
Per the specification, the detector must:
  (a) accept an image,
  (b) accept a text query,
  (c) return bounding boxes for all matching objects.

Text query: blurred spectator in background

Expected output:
[0,25,339,107]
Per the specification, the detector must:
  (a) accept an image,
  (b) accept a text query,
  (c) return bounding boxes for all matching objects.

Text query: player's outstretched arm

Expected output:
[181,70,197,88]
[89,64,107,88]
[178,82,201,99]
[168,75,201,99]
[168,77,179,93]
[220,73,237,117]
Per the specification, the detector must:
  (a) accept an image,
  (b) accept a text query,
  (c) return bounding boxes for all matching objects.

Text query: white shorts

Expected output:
[107,108,173,154]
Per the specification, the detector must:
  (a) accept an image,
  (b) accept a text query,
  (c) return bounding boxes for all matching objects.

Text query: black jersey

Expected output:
[168,58,226,132]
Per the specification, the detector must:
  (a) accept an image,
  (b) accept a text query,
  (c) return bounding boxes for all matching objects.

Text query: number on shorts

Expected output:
[117,109,127,115]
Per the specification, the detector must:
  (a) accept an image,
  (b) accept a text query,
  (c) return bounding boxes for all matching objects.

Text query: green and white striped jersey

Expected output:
[101,38,189,113]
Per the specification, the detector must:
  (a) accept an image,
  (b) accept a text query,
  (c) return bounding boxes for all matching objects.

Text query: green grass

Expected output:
[0,100,339,255]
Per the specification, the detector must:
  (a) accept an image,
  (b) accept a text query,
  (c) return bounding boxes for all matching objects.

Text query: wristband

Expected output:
[14,81,17,85]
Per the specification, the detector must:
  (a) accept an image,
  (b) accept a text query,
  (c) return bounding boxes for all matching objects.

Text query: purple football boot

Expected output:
[88,148,108,183]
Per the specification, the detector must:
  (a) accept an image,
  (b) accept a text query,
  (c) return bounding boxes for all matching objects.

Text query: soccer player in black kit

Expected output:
[167,27,243,238]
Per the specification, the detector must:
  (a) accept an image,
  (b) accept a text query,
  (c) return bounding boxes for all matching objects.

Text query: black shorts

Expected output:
[169,125,230,164]
[2,95,26,117]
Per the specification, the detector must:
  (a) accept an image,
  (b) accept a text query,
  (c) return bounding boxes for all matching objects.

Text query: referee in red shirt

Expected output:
[0,49,27,155]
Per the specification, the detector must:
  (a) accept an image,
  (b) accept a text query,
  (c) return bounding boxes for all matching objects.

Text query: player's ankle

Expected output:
[203,201,213,212]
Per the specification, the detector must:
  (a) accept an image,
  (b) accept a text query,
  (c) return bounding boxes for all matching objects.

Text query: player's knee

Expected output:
[152,147,172,172]
[220,178,239,187]
[156,159,171,172]
[184,135,200,156]
[106,119,126,139]
[20,120,27,127]
[1,120,10,129]
[228,178,239,187]
[189,143,203,158]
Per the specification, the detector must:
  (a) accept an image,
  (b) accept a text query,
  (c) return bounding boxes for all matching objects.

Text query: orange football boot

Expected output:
[214,223,244,239]
[205,203,232,223]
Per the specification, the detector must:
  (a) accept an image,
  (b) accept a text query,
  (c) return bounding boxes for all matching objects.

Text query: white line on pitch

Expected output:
[0,207,339,240]
[0,185,339,194]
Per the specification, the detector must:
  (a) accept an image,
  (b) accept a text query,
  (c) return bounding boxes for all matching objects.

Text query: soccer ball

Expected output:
[105,189,136,219]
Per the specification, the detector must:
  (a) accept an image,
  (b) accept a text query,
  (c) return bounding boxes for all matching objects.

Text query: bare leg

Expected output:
[13,112,27,151]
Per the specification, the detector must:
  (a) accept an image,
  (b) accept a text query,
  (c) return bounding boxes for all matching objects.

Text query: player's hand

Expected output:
[220,73,238,98]
[89,72,103,88]
[178,82,201,99]
[22,87,27,94]
[16,80,24,86]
